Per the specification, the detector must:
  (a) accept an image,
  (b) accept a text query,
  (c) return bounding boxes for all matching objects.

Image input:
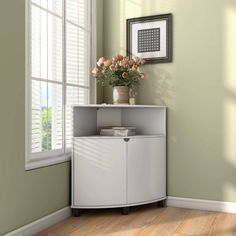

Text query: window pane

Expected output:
[48,0,63,16]
[29,0,92,161]
[65,86,79,148]
[78,87,89,105]
[31,0,63,17]
[66,0,89,29]
[31,5,47,79]
[31,5,63,82]
[32,0,47,9]
[31,80,63,154]
[65,86,89,148]
[31,80,43,153]
[31,0,39,4]
[49,83,63,150]
[48,13,63,82]
[66,23,90,86]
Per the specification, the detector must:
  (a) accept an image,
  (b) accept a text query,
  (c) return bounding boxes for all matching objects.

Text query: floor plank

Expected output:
[37,206,236,236]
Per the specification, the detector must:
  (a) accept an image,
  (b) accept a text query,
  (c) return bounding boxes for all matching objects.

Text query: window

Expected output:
[26,0,95,170]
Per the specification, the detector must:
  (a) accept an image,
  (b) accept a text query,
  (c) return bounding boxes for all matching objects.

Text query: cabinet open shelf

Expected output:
[73,105,166,137]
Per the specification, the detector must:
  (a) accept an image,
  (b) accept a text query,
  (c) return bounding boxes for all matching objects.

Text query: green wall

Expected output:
[102,0,236,202]
[0,1,70,234]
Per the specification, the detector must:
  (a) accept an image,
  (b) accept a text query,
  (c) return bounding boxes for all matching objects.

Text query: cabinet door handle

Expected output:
[124,138,130,142]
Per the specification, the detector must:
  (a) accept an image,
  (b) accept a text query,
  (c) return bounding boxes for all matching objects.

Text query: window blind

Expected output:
[28,0,92,161]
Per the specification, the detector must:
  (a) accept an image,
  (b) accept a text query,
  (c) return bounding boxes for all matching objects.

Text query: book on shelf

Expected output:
[99,126,137,136]
[111,126,136,130]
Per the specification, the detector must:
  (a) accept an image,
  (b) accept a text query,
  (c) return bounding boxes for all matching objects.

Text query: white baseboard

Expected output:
[4,207,71,236]
[4,197,236,235]
[167,196,236,214]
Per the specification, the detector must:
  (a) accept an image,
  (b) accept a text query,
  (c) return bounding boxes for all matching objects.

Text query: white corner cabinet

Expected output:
[71,105,167,215]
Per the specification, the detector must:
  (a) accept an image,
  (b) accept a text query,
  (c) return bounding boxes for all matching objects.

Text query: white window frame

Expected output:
[25,0,96,170]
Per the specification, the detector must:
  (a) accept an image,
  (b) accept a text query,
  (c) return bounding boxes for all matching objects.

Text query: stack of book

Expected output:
[100,126,136,136]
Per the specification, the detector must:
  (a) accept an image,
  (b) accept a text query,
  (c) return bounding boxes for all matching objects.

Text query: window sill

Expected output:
[25,153,71,171]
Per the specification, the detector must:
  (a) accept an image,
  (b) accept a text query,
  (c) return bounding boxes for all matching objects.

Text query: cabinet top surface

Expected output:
[74,134,165,139]
[73,104,167,108]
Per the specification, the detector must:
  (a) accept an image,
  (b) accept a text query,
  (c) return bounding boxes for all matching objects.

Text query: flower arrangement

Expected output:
[92,54,146,88]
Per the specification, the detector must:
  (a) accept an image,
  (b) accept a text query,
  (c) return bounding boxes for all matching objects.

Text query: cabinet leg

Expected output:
[121,207,129,215]
[72,208,81,217]
[154,201,159,207]
[157,200,166,208]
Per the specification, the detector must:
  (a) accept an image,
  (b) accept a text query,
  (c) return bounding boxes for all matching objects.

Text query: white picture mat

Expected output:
[131,20,167,59]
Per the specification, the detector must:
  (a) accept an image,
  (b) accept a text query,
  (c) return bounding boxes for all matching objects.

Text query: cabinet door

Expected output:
[73,138,127,207]
[127,137,166,204]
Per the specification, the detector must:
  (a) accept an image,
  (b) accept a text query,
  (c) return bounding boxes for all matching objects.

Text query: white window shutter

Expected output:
[31,80,42,153]
[28,0,92,164]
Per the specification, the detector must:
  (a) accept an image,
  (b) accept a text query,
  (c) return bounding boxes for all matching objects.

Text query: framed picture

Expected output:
[126,14,172,64]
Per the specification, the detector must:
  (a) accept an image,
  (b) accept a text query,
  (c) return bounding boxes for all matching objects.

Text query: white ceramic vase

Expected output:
[113,86,129,104]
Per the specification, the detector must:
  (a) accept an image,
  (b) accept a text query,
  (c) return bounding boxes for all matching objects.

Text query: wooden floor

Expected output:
[37,206,236,236]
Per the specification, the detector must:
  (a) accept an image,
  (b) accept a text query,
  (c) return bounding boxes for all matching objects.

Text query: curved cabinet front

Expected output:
[73,138,127,207]
[127,137,166,204]
[72,136,166,208]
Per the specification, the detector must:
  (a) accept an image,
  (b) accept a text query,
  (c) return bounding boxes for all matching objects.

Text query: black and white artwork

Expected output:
[138,28,160,53]
[127,14,172,63]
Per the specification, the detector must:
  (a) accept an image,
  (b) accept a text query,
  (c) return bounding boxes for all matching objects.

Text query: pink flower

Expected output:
[122,72,128,79]
[104,60,112,67]
[117,54,123,60]
[140,73,146,80]
[133,57,145,65]
[92,54,146,86]
[109,64,116,71]
[129,59,134,66]
[112,56,118,62]
[97,57,105,66]
[140,59,145,65]
[92,67,98,77]
[132,65,137,71]
[121,59,129,68]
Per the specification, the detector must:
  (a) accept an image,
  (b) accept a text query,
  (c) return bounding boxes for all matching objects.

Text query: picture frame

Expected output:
[126,14,173,64]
